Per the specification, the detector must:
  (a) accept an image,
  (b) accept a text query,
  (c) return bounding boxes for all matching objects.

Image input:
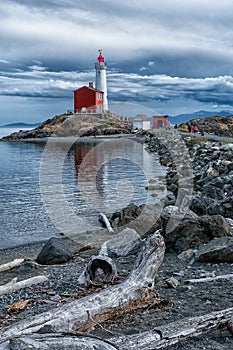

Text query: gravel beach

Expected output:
[0,235,232,349]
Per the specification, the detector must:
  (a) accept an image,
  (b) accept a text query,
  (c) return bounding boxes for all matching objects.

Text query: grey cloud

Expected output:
[1,0,233,121]
[1,62,233,109]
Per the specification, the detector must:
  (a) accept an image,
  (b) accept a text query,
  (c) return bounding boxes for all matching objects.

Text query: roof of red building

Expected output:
[73,86,104,93]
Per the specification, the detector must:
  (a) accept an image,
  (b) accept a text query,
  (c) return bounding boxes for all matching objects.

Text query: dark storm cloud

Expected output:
[2,0,233,76]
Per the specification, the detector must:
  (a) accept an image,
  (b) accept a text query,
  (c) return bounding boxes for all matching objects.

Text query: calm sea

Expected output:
[0,130,166,249]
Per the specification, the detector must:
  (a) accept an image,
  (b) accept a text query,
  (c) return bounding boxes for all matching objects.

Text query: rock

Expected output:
[225,218,233,236]
[196,236,233,263]
[105,228,141,258]
[110,203,161,238]
[166,277,180,289]
[50,295,62,302]
[162,214,230,253]
[36,237,73,265]
[127,204,162,238]
[227,319,233,335]
[220,143,233,151]
[178,249,195,261]
[16,259,39,272]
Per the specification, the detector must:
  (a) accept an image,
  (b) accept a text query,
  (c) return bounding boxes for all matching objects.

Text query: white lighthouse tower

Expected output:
[95,50,108,112]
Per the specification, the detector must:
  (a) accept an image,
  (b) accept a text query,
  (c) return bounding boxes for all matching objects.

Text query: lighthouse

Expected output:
[95,50,108,112]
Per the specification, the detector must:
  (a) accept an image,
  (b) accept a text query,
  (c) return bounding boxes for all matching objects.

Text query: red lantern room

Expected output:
[97,50,105,62]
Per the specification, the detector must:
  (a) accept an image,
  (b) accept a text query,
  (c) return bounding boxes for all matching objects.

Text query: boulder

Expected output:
[105,228,142,258]
[127,204,162,238]
[110,203,161,238]
[162,214,230,253]
[196,237,233,263]
[36,237,73,265]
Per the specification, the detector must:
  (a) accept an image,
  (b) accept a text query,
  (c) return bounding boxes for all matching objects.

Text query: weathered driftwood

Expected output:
[1,308,232,350]
[0,333,119,350]
[0,232,165,343]
[112,307,233,349]
[0,259,24,273]
[99,213,114,233]
[0,276,49,296]
[185,273,233,284]
[77,255,117,287]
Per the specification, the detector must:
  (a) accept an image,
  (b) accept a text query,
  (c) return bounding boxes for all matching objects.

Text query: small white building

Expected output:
[133,114,151,130]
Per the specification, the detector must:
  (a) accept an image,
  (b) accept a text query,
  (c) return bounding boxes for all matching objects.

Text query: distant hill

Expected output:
[0,122,40,128]
[169,110,233,125]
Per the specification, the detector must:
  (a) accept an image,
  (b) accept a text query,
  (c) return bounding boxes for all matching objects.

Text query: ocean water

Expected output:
[0,127,31,139]
[0,133,166,249]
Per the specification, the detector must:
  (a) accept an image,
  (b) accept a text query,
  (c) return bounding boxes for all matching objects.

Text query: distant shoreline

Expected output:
[0,123,40,128]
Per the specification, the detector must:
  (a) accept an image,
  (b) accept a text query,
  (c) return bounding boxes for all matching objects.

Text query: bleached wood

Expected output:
[0,232,165,343]
[0,259,24,273]
[112,307,233,349]
[0,276,48,296]
[185,274,233,284]
[2,308,232,349]
[1,333,118,350]
[99,213,114,233]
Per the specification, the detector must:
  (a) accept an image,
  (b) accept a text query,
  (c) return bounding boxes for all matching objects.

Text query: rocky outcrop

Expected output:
[1,113,132,140]
[179,115,233,137]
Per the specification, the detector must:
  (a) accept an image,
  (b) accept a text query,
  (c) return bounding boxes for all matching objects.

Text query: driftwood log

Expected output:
[1,308,232,349]
[77,254,117,287]
[0,232,165,344]
[185,273,233,284]
[112,307,233,349]
[0,276,49,296]
[99,212,114,233]
[0,259,24,273]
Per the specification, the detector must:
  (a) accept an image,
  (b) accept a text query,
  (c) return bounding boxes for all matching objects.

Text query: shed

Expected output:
[152,115,169,129]
[133,114,151,130]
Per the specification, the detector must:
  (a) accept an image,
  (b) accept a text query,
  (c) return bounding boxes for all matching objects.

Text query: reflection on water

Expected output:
[0,137,166,249]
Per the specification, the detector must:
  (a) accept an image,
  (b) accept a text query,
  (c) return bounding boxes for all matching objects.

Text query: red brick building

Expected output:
[152,115,169,129]
[74,82,104,113]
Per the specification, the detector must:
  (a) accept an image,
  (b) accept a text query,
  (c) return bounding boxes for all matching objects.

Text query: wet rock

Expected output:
[36,237,73,265]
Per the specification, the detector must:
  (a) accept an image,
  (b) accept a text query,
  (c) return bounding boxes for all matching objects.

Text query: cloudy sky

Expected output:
[1,0,233,124]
